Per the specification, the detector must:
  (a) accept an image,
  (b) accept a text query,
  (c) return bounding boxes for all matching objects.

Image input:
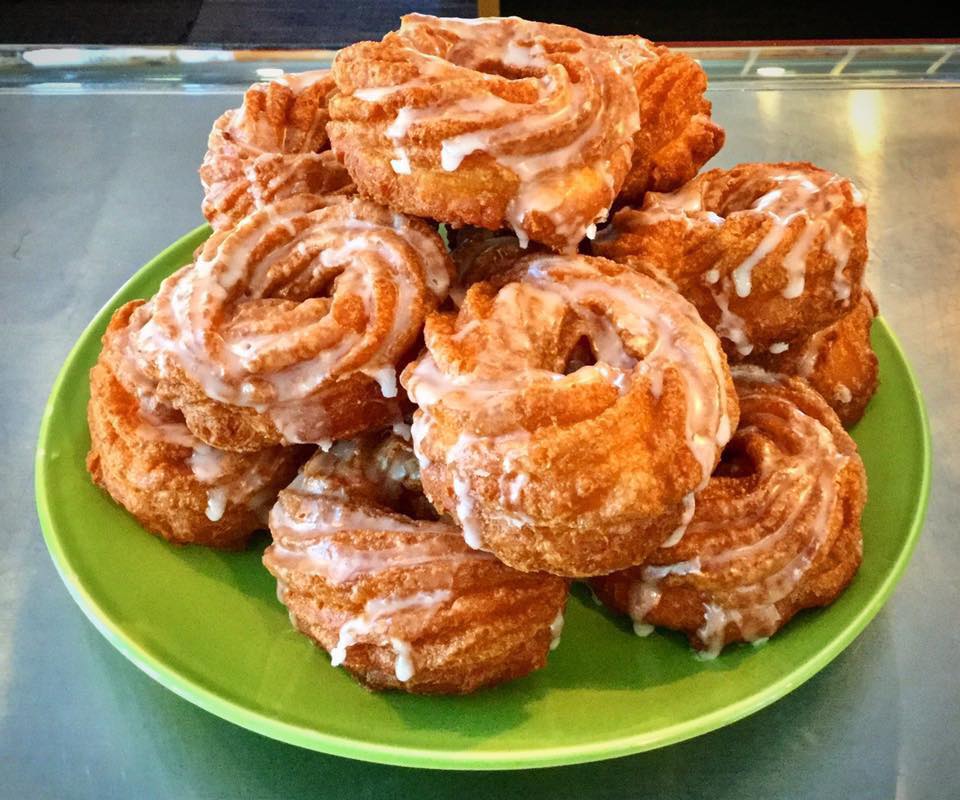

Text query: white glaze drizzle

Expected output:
[628,167,863,316]
[189,444,227,483]
[390,147,412,175]
[728,173,858,301]
[795,344,820,379]
[390,637,415,681]
[711,279,753,356]
[404,255,733,549]
[205,488,228,522]
[391,421,412,441]
[549,611,565,650]
[624,367,852,657]
[661,492,696,548]
[274,68,331,94]
[136,199,450,444]
[121,344,289,523]
[633,621,654,637]
[264,442,511,681]
[328,590,452,679]
[352,14,650,249]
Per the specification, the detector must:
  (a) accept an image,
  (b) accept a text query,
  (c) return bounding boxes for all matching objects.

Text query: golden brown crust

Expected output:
[618,46,725,202]
[594,162,868,356]
[87,301,309,548]
[328,15,651,251]
[131,194,453,451]
[592,367,866,655]
[200,71,353,231]
[158,364,403,454]
[263,435,568,694]
[401,254,739,577]
[745,291,879,426]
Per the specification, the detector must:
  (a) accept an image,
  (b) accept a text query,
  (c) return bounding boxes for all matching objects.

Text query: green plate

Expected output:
[36,224,931,770]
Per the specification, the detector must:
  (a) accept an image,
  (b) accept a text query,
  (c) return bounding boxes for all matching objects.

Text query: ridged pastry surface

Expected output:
[402,253,738,576]
[592,367,866,657]
[618,46,725,202]
[127,194,453,451]
[745,292,879,426]
[594,162,868,356]
[200,70,353,231]
[263,434,569,693]
[329,14,656,251]
[87,301,308,547]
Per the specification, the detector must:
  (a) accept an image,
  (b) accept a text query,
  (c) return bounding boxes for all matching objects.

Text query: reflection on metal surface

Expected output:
[848,92,884,159]
[756,90,782,123]
[845,91,884,228]
[0,43,958,94]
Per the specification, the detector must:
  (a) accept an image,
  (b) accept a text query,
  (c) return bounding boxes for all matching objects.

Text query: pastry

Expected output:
[402,253,739,577]
[263,432,569,694]
[81,13,879,685]
[748,291,879,426]
[130,194,454,452]
[593,162,868,356]
[592,366,866,656]
[87,301,308,548]
[617,45,724,202]
[328,15,652,251]
[200,70,353,231]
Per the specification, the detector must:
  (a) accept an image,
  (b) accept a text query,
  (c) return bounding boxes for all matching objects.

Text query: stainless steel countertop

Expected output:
[1,59,958,798]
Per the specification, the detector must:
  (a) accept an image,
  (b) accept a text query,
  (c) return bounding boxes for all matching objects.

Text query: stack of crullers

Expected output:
[87,15,874,694]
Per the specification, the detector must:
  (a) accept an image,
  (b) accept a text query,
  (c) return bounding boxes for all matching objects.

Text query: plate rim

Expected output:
[34,223,933,770]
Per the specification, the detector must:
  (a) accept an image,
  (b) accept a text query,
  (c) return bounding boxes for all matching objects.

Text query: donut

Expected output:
[200,70,353,231]
[263,433,569,694]
[129,193,454,452]
[592,366,866,657]
[593,162,868,356]
[401,253,739,577]
[747,291,879,426]
[87,301,309,548]
[328,15,653,251]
